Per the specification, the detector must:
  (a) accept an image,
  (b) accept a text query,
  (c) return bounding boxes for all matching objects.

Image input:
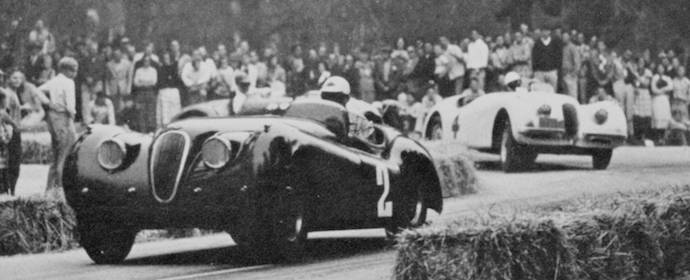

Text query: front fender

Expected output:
[63,125,153,211]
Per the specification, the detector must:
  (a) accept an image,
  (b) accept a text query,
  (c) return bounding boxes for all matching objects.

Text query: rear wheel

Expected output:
[592,149,613,170]
[79,222,137,264]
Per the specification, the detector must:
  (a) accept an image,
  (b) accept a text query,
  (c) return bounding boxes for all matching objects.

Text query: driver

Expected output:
[320,76,375,140]
[504,71,526,92]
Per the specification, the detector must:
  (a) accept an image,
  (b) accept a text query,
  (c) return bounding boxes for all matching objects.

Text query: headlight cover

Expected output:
[594,109,608,125]
[201,136,233,169]
[97,138,127,171]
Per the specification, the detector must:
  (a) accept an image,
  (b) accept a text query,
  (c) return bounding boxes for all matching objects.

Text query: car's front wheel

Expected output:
[78,222,137,264]
[270,189,308,262]
[500,121,526,172]
[592,149,613,170]
[385,184,427,239]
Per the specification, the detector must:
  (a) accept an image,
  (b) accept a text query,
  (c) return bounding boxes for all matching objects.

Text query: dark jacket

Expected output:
[532,37,562,72]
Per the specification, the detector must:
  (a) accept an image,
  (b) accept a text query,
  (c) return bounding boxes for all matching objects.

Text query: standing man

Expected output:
[39,57,78,201]
[561,32,581,99]
[440,37,466,96]
[466,30,490,91]
[532,28,562,90]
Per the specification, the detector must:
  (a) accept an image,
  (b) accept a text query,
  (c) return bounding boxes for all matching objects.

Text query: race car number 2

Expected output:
[375,164,393,218]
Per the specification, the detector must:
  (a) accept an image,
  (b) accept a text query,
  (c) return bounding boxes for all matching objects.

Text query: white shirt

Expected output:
[39,73,76,117]
[133,66,158,87]
[445,44,465,80]
[181,62,212,87]
[466,39,489,69]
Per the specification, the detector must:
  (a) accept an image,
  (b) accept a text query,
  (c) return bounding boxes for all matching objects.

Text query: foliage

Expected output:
[395,186,690,279]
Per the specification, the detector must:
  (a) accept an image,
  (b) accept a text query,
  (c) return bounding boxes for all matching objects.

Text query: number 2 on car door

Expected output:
[375,164,392,217]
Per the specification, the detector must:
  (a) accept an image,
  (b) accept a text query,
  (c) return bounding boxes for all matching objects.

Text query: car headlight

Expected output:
[97,139,127,171]
[537,104,552,116]
[201,136,233,169]
[594,109,608,125]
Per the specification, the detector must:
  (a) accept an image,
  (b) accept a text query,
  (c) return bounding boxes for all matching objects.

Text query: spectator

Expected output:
[375,48,396,100]
[356,49,376,103]
[157,51,183,127]
[467,30,490,90]
[266,55,287,98]
[132,55,158,133]
[391,38,410,64]
[0,90,16,196]
[7,70,45,129]
[561,32,581,99]
[87,91,115,125]
[252,51,268,88]
[39,57,78,200]
[489,35,511,92]
[672,66,690,123]
[216,56,236,98]
[36,54,56,86]
[117,96,138,131]
[339,54,359,99]
[408,42,435,100]
[181,50,212,105]
[25,44,45,85]
[28,20,56,55]
[433,43,454,97]
[105,48,133,114]
[532,28,562,90]
[229,73,250,115]
[591,42,614,98]
[440,36,466,95]
[78,41,105,124]
[509,31,532,80]
[632,63,653,144]
[134,41,160,66]
[243,51,259,89]
[316,61,331,87]
[0,42,15,72]
[651,63,673,144]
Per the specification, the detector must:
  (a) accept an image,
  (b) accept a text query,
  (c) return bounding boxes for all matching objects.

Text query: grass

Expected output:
[394,186,690,280]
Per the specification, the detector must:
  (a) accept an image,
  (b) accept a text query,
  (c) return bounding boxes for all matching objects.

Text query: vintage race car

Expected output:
[63,97,443,264]
[422,91,627,172]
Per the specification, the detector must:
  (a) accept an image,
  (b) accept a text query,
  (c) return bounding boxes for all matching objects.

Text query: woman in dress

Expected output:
[650,63,673,144]
[132,55,158,133]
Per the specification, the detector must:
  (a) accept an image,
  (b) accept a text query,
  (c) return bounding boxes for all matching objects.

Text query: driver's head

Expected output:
[321,76,351,107]
[504,71,522,91]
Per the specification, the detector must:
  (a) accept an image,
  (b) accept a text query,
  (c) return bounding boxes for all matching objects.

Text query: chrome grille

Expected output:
[150,131,191,203]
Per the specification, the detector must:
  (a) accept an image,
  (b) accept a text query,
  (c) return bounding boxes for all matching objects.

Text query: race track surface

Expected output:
[1,146,689,280]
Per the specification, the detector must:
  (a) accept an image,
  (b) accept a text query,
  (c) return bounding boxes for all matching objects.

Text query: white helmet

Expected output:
[321,76,351,95]
[504,71,521,85]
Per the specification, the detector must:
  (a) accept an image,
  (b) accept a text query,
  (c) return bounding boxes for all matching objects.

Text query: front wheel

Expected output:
[271,189,308,262]
[78,222,137,264]
[385,183,427,239]
[500,122,525,172]
[592,149,613,170]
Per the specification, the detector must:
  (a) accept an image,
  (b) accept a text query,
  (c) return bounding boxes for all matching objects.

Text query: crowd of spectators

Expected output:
[0,19,688,147]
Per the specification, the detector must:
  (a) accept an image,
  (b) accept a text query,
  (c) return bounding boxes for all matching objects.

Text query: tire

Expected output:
[500,121,526,172]
[592,149,613,170]
[78,222,137,264]
[228,187,308,263]
[385,178,427,239]
[428,116,443,140]
[270,189,308,262]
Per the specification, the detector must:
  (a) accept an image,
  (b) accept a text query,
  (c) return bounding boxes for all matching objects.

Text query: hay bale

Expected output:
[395,186,690,280]
[0,197,78,255]
[424,141,479,197]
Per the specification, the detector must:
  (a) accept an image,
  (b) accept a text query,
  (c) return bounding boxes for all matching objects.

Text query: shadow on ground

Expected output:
[122,237,389,266]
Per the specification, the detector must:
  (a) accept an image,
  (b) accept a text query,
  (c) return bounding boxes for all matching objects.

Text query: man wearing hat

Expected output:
[321,76,375,141]
[38,57,79,200]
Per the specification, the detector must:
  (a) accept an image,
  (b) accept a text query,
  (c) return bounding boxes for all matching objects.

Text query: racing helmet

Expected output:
[321,76,351,106]
[504,71,522,91]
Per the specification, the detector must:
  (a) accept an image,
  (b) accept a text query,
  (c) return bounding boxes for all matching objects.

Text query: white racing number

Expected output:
[375,164,393,217]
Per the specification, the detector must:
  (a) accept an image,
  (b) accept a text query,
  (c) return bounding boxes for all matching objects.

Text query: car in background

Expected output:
[422,91,627,172]
[64,97,443,264]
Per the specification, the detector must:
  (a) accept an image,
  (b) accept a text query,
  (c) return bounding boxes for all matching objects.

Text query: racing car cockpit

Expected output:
[284,99,386,152]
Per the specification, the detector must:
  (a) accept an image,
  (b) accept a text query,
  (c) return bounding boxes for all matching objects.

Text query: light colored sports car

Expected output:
[422,91,627,172]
